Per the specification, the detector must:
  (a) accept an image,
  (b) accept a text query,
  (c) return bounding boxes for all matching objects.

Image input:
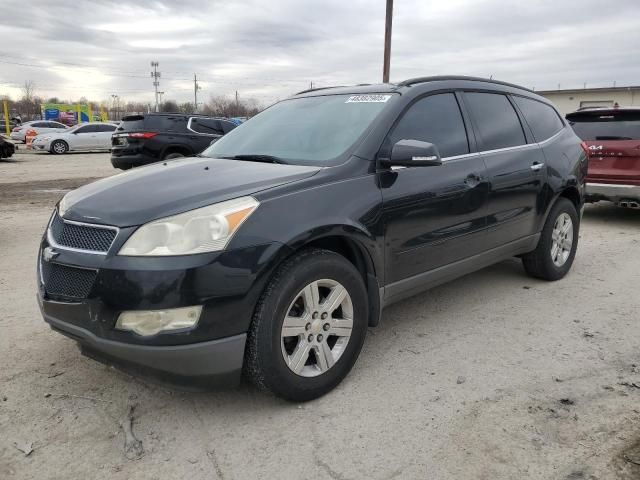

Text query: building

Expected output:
[537,85,640,115]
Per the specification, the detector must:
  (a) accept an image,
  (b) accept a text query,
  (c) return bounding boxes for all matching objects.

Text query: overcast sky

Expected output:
[1,0,639,107]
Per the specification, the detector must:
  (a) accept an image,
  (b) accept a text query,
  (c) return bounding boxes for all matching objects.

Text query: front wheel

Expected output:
[522,197,579,280]
[245,249,368,401]
[50,140,68,154]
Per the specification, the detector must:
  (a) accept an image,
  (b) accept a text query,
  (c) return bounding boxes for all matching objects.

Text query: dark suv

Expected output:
[38,76,586,401]
[111,113,238,169]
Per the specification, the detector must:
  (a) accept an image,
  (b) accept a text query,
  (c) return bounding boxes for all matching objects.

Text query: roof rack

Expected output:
[397,75,534,93]
[294,85,347,95]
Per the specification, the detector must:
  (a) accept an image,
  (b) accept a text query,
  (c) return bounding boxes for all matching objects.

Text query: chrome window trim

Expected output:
[47,211,119,256]
[536,127,565,146]
[186,117,223,137]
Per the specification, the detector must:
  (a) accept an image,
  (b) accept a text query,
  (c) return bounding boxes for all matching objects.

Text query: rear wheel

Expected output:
[245,249,368,401]
[50,140,68,154]
[522,197,579,280]
[163,152,184,160]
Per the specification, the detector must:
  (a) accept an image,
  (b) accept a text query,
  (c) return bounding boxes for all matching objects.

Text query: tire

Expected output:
[50,140,68,155]
[163,152,184,160]
[522,197,579,281]
[245,248,369,402]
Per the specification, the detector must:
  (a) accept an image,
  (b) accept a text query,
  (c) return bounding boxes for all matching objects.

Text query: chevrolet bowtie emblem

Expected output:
[43,247,59,262]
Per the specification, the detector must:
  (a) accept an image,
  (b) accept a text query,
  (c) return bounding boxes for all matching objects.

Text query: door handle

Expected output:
[530,162,544,171]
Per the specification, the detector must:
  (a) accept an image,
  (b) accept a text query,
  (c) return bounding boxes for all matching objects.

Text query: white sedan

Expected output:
[31,123,118,154]
[10,120,68,142]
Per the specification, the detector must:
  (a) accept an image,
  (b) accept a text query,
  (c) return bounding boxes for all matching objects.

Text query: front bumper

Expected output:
[43,310,246,389]
[37,219,289,388]
[586,182,640,202]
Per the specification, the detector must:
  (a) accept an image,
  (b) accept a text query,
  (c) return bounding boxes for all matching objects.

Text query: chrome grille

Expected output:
[49,211,117,253]
[41,261,97,301]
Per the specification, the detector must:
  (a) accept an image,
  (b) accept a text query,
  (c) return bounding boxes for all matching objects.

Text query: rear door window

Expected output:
[513,96,564,142]
[189,118,224,135]
[566,111,640,140]
[118,115,185,132]
[96,124,116,132]
[464,92,526,150]
[387,93,469,158]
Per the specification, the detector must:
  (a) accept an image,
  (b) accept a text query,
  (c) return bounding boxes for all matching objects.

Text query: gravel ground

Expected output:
[1,152,640,480]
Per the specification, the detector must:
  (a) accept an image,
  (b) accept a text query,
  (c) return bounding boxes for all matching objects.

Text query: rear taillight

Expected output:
[127,132,157,139]
[580,141,589,155]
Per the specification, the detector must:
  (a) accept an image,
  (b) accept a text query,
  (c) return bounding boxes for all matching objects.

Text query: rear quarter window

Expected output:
[513,96,564,142]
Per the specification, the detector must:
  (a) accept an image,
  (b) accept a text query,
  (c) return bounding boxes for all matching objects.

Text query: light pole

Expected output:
[111,94,119,121]
[150,61,161,112]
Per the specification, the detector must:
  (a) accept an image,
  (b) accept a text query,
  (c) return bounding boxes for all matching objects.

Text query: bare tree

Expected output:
[22,80,35,102]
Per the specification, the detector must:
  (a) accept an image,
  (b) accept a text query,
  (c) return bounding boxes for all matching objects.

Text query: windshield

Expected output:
[201,93,396,165]
[567,112,640,140]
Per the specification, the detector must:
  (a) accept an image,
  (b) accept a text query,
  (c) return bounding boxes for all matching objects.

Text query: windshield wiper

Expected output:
[595,136,633,140]
[221,154,287,164]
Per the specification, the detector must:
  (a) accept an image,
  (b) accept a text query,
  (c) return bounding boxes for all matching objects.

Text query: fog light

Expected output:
[115,306,202,336]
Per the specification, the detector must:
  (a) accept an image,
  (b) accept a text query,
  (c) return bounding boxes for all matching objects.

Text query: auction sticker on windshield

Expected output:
[345,94,392,103]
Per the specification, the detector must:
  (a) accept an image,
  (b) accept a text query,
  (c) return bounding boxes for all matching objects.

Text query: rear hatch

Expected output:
[567,108,640,185]
[112,114,185,151]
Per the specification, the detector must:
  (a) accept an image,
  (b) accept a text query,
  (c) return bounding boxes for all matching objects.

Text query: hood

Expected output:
[61,157,321,227]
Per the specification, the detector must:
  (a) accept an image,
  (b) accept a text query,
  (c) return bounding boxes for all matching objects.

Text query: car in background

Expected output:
[0,135,16,159]
[567,107,640,208]
[10,120,68,142]
[110,113,238,169]
[31,122,118,154]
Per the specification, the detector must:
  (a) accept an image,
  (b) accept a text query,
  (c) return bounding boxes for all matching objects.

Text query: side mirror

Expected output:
[383,139,442,167]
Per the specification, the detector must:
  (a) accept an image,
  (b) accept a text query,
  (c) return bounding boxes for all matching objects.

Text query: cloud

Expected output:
[0,0,639,105]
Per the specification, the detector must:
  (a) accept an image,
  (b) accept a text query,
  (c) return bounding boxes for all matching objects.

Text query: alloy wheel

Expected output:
[551,212,573,267]
[280,279,353,377]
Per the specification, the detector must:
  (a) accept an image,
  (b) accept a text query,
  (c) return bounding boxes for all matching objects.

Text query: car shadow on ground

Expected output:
[583,202,640,226]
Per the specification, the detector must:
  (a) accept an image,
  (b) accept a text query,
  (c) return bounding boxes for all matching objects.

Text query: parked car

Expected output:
[10,120,68,142]
[38,76,586,401]
[31,122,118,154]
[110,113,238,169]
[0,136,15,159]
[566,107,640,208]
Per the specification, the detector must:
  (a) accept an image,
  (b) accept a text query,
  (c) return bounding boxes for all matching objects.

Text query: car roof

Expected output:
[294,75,535,97]
[121,113,231,121]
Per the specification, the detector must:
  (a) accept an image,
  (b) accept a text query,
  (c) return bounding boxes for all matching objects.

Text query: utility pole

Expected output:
[150,61,161,112]
[309,81,314,90]
[382,0,393,83]
[158,92,165,105]
[194,74,201,113]
[235,90,239,116]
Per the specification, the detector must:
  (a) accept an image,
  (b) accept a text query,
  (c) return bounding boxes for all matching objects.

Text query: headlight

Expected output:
[118,196,259,256]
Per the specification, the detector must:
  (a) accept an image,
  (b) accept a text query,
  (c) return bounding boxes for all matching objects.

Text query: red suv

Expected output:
[566,107,640,208]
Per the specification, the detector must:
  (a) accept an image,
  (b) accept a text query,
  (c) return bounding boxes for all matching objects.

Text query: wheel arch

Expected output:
[292,234,382,328]
[161,144,193,158]
[259,230,383,328]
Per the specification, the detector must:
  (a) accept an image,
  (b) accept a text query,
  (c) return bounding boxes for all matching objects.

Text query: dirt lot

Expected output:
[1,151,640,480]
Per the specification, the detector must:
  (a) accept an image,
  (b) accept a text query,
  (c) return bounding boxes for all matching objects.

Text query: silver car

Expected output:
[10,120,68,142]
[31,122,118,154]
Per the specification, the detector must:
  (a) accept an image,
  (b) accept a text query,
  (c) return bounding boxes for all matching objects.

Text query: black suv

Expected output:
[111,113,238,169]
[38,76,586,401]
